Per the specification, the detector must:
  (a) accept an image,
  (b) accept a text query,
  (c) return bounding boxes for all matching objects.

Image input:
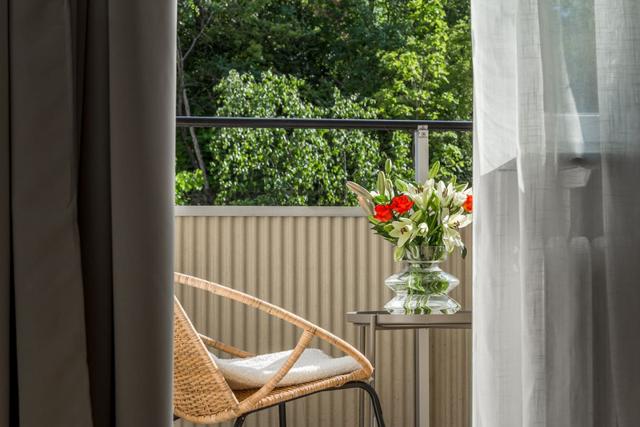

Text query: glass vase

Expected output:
[384,245,461,315]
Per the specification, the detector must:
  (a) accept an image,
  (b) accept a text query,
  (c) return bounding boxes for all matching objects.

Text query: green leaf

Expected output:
[377,171,386,196]
[428,161,441,179]
[373,194,388,205]
[455,182,469,192]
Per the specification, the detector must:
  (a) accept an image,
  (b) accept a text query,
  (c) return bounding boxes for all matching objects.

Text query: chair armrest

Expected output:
[237,329,315,411]
[198,333,255,358]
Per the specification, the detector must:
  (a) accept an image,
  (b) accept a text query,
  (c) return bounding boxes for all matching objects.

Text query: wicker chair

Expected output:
[173,273,385,427]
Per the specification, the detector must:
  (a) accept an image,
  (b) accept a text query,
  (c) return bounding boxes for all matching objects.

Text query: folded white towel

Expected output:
[212,348,361,390]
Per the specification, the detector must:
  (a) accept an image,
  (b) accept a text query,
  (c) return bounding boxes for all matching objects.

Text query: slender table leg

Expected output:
[414,329,430,427]
[358,325,366,427]
[368,316,378,427]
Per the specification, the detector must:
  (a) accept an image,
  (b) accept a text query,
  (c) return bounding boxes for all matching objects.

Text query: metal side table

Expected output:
[345,311,472,427]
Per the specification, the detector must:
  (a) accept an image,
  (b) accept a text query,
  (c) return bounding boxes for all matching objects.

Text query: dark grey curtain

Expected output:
[1,1,175,426]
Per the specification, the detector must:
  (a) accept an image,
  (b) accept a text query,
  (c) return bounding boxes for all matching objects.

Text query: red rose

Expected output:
[390,194,414,214]
[463,195,473,212]
[374,204,393,222]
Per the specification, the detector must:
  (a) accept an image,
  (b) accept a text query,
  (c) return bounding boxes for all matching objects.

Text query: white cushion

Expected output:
[211,348,361,390]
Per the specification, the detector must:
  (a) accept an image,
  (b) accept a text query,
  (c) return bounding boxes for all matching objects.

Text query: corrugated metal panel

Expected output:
[175,215,471,427]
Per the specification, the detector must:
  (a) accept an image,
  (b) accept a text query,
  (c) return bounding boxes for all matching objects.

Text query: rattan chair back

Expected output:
[173,273,374,424]
[173,297,240,422]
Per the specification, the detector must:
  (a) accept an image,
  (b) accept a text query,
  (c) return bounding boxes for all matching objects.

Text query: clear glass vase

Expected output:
[384,245,461,315]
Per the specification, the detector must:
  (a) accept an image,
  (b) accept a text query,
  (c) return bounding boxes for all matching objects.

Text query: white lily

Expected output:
[416,222,429,236]
[442,208,472,228]
[433,181,457,206]
[441,210,472,251]
[405,181,418,195]
[445,183,457,205]
[452,191,467,206]
[412,186,434,210]
[389,218,416,247]
[452,187,472,207]
[411,192,426,209]
[432,181,447,207]
[443,227,464,252]
[448,212,472,229]
[424,178,435,190]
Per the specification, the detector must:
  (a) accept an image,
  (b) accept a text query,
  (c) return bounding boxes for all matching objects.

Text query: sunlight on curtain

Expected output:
[472,0,640,425]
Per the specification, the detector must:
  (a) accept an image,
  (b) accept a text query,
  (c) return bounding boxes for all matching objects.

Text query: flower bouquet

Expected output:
[347,160,472,314]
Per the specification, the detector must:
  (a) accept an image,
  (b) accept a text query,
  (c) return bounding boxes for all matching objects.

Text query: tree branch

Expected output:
[177,35,213,203]
[181,8,214,63]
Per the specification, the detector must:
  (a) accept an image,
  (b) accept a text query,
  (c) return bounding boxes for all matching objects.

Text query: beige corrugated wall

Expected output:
[174,209,471,427]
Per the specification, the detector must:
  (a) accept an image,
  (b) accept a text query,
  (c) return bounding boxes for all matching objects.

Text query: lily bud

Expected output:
[385,158,393,174]
[346,181,374,201]
[357,196,374,216]
[377,171,386,197]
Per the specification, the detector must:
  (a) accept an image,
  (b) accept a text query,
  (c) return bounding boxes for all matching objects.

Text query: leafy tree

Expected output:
[176,0,472,205]
[373,0,472,185]
[195,71,413,205]
[175,169,205,205]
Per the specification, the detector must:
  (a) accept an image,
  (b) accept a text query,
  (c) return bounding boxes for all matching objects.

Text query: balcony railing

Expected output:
[176,116,472,182]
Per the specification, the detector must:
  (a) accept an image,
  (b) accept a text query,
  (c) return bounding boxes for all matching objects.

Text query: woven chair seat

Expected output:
[213,348,362,390]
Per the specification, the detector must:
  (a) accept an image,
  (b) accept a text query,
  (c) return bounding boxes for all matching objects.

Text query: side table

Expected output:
[345,311,472,427]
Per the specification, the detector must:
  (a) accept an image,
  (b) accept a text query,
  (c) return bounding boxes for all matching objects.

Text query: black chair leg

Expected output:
[278,403,287,427]
[352,381,386,427]
[231,381,384,427]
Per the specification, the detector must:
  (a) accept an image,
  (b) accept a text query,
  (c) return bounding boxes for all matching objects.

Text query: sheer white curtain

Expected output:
[472,1,640,426]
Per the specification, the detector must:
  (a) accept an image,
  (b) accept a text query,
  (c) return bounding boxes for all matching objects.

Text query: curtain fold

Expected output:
[108,1,175,424]
[0,0,10,426]
[1,1,175,426]
[594,1,640,423]
[472,1,640,426]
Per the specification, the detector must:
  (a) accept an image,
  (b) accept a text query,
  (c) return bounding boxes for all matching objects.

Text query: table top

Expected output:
[345,310,471,329]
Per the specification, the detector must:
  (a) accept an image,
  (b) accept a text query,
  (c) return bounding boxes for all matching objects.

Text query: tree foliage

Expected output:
[176,0,472,205]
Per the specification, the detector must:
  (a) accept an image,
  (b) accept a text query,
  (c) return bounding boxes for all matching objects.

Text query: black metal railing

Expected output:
[176,116,472,131]
[175,116,472,182]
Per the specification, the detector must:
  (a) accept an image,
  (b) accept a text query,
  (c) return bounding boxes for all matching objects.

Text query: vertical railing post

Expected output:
[413,124,430,427]
[414,125,429,182]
